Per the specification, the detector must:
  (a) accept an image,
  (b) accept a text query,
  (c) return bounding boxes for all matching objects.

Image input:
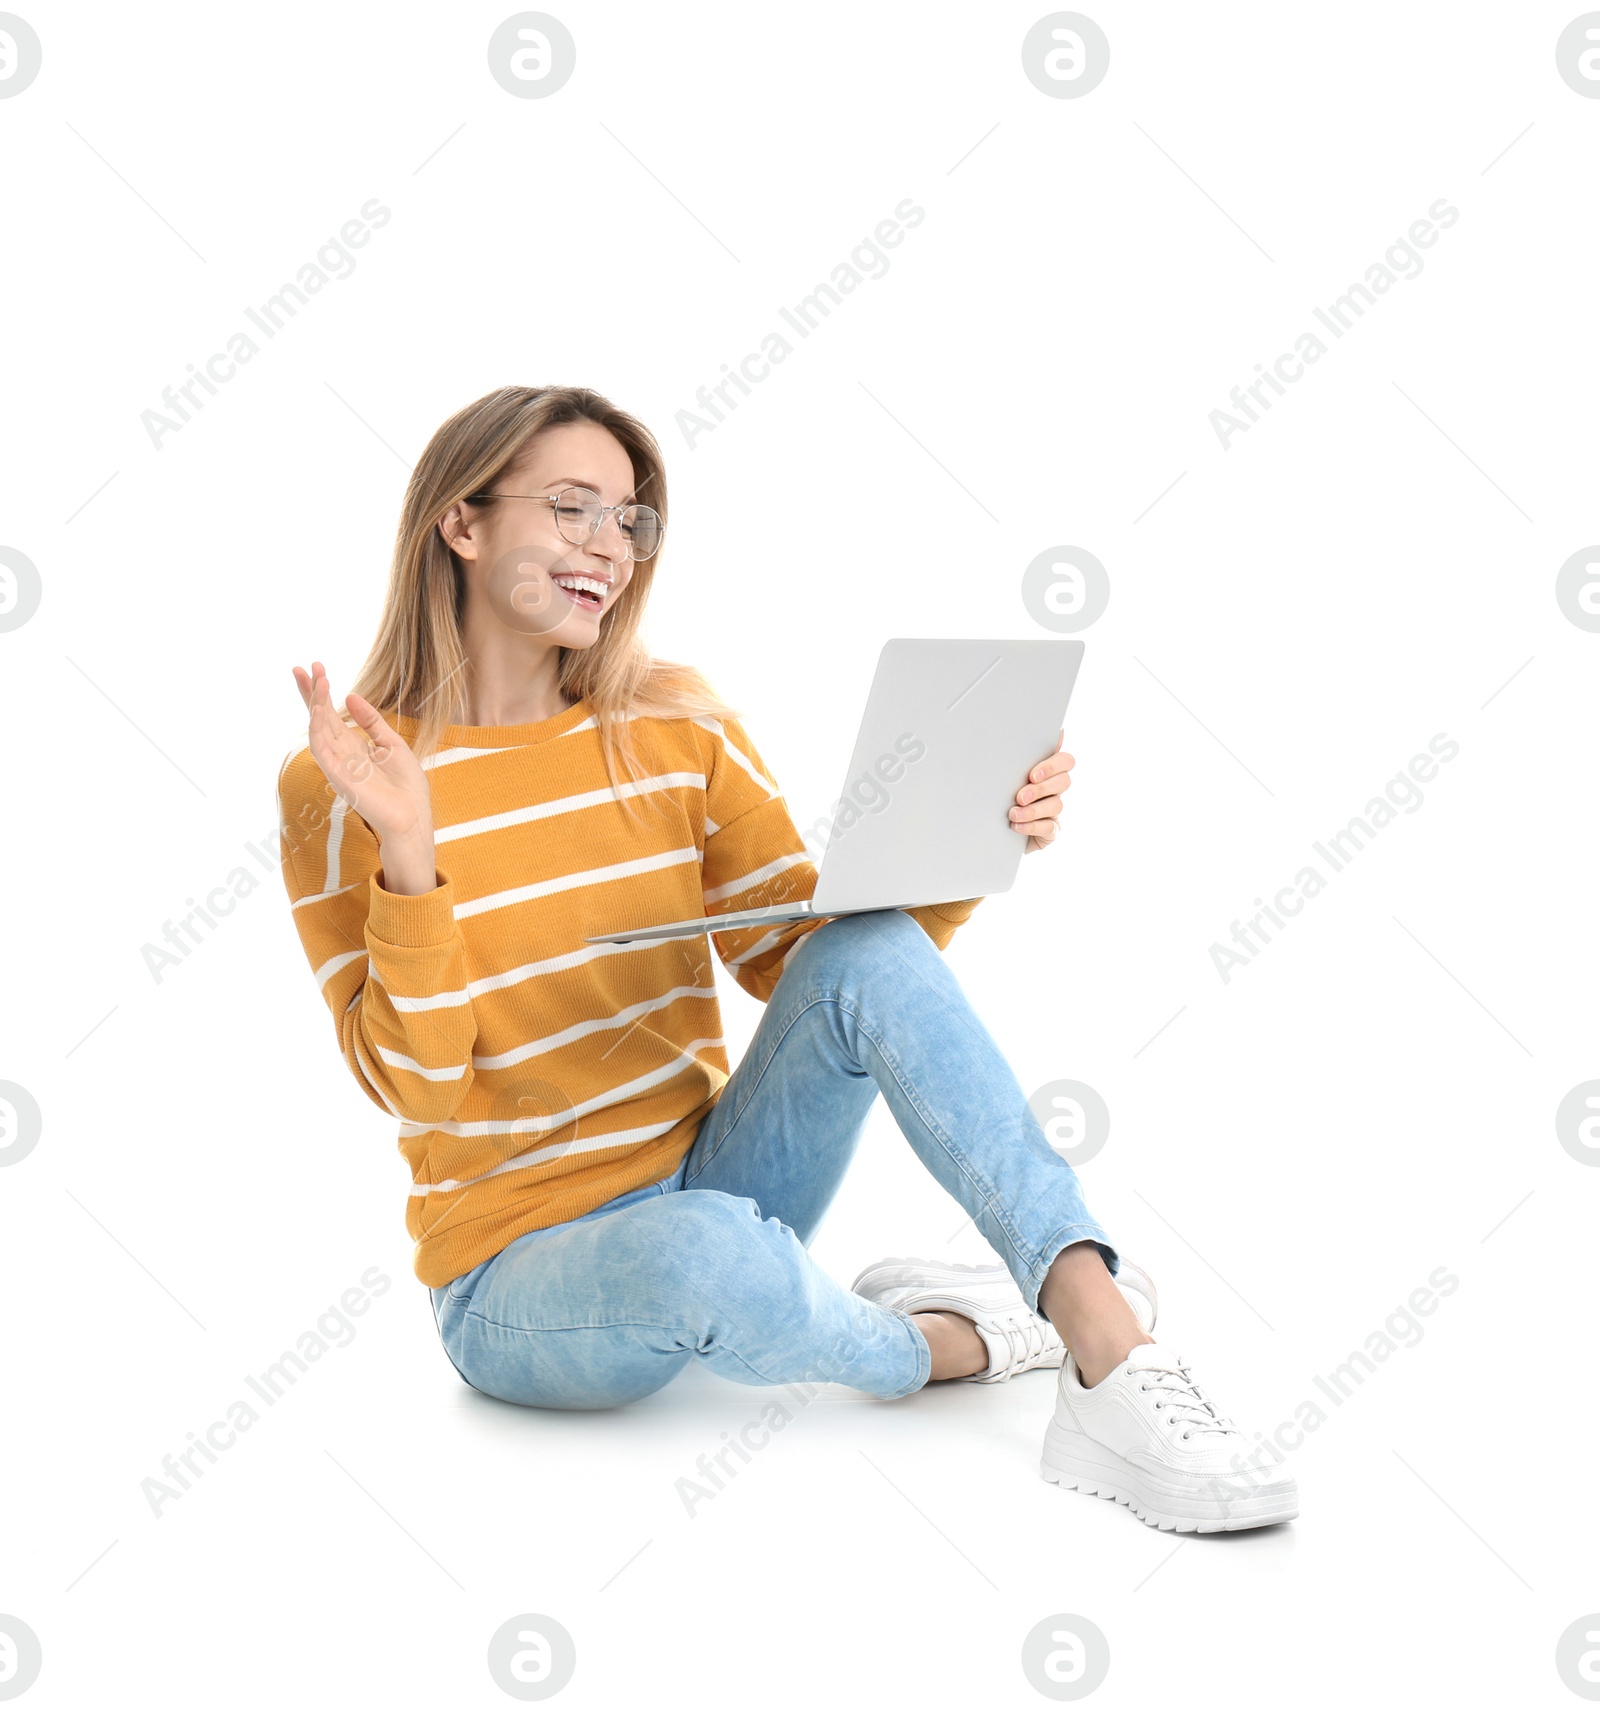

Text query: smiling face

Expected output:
[442,419,641,648]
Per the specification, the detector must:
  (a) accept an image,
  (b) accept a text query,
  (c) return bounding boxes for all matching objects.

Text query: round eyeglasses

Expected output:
[467,485,664,562]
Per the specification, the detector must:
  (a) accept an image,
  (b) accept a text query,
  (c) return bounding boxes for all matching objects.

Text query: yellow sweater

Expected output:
[277,698,981,1287]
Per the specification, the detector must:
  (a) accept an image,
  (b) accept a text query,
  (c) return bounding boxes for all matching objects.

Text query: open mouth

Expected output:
[551,573,609,612]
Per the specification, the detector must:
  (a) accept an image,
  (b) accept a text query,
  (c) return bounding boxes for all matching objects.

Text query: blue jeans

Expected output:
[429,909,1117,1407]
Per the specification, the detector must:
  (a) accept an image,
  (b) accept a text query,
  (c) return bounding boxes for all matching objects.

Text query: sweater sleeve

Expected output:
[693,716,982,1004]
[276,747,478,1123]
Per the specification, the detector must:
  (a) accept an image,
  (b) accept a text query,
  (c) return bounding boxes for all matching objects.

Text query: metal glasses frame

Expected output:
[465,485,664,561]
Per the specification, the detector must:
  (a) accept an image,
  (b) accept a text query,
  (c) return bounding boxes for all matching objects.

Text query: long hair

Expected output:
[344,383,736,803]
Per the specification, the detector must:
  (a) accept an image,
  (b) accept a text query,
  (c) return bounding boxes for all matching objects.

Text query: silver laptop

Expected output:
[585,637,1085,946]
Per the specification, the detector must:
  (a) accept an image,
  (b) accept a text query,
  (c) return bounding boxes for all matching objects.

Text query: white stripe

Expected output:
[398,1038,725,1138]
[351,1031,403,1117]
[704,850,810,905]
[332,932,713,1022]
[695,716,777,795]
[314,948,367,989]
[721,924,791,967]
[407,1118,681,1196]
[472,983,718,1071]
[382,933,704,1013]
[435,772,704,845]
[455,846,700,921]
[384,983,471,1013]
[293,882,359,911]
[418,713,635,758]
[416,712,642,772]
[376,1045,469,1082]
[564,711,639,738]
[421,744,519,771]
[323,794,349,893]
[705,814,720,835]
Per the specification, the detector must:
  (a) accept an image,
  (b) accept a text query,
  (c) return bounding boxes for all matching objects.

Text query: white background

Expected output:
[2,2,1597,1709]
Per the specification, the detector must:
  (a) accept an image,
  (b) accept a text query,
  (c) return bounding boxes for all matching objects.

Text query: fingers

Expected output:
[307,681,343,752]
[1011,795,1062,835]
[302,666,366,785]
[1012,792,1063,819]
[1014,740,1072,850]
[1015,767,1072,808]
[291,660,331,714]
[1025,749,1076,789]
[1021,813,1060,845]
[297,663,366,756]
[345,690,392,740]
[346,691,405,766]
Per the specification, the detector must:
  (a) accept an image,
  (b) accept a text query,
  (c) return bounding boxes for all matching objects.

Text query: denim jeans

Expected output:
[429,908,1117,1407]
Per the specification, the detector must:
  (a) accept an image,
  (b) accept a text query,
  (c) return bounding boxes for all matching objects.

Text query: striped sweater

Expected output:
[277,696,982,1288]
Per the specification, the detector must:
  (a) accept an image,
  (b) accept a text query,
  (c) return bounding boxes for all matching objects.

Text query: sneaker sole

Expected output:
[849,1255,1013,1297]
[1040,1420,1298,1533]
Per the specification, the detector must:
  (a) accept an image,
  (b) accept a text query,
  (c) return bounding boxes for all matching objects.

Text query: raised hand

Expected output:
[292,662,438,893]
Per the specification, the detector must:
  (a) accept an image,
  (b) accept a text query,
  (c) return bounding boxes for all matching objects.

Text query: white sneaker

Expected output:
[1042,1341,1298,1531]
[850,1256,1159,1386]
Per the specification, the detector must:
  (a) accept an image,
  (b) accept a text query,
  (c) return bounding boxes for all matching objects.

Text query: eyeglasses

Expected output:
[467,485,664,561]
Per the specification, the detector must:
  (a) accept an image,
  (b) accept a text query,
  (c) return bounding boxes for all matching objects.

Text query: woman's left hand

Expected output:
[1011,730,1075,853]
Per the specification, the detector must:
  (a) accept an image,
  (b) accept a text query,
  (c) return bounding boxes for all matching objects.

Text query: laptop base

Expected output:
[586,902,923,947]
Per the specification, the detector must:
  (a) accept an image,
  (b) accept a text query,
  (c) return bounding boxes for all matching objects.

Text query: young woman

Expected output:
[278,384,1296,1532]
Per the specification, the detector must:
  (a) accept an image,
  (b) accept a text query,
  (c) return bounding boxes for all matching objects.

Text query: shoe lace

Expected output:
[1133,1355,1237,1438]
[989,1314,1051,1377]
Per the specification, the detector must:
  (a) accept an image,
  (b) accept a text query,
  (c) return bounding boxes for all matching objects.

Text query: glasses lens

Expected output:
[552,487,603,544]
[619,505,663,560]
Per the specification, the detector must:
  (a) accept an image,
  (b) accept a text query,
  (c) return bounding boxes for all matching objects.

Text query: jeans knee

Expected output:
[792,908,930,990]
[625,1189,794,1309]
[450,1318,692,1410]
[625,1187,766,1264]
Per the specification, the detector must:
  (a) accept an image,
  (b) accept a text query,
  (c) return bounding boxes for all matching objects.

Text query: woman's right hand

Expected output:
[293,662,438,891]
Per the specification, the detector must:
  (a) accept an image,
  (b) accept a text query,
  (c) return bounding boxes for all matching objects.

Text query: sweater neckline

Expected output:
[394,697,595,751]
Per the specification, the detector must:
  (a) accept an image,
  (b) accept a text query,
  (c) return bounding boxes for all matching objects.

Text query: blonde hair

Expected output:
[344,383,736,802]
